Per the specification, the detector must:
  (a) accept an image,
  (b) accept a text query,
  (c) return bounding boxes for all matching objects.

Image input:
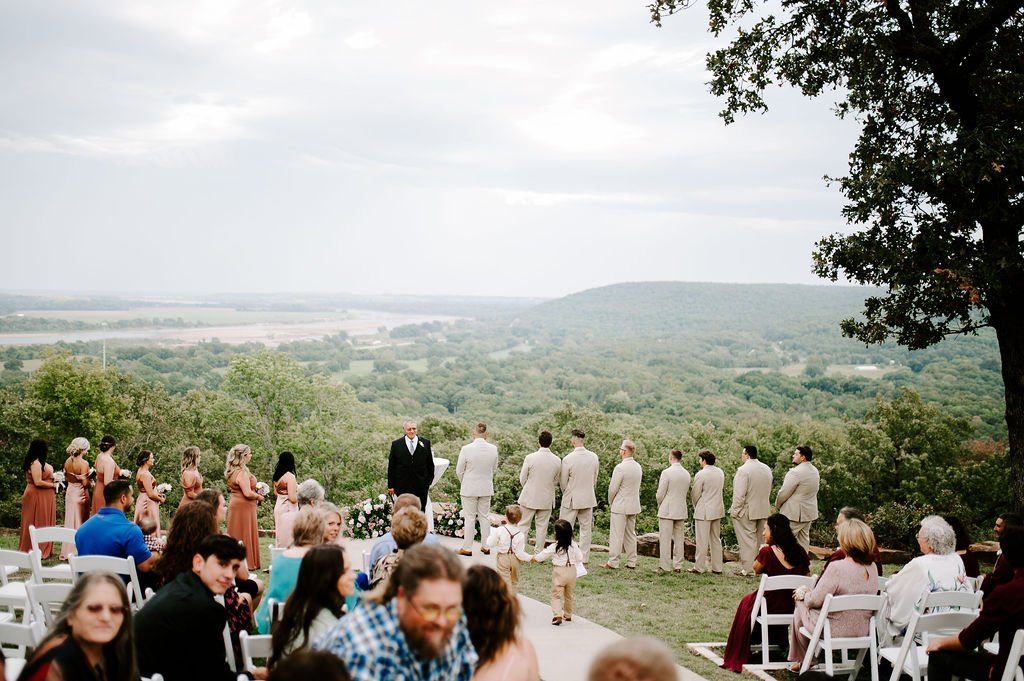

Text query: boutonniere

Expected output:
[417,441,423,448]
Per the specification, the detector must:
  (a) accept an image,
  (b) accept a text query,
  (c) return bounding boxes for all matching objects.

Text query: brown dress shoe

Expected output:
[457,549,473,557]
[552,616,562,625]
[480,547,491,555]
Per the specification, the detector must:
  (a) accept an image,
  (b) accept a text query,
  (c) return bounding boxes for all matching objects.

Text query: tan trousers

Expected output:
[460,495,492,551]
[551,564,577,618]
[558,506,594,562]
[790,520,812,551]
[694,518,723,572]
[606,511,637,568]
[658,517,686,571]
[495,552,520,593]
[734,516,766,572]
[518,506,553,552]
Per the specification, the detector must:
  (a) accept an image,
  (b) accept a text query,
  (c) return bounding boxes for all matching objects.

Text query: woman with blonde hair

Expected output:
[60,437,93,559]
[17,572,137,681]
[320,502,346,545]
[255,507,325,634]
[178,446,203,509]
[225,444,265,570]
[90,435,120,516]
[789,518,879,669]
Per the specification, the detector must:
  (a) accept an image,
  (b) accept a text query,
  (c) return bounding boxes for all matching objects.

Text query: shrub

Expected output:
[867,500,934,550]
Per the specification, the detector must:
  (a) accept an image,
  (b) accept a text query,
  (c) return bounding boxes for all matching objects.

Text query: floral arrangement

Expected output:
[52,471,66,493]
[349,494,393,540]
[255,481,270,497]
[119,469,133,481]
[155,483,172,495]
[433,503,464,538]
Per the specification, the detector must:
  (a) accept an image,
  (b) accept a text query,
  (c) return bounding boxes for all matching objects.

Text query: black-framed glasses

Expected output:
[405,597,461,622]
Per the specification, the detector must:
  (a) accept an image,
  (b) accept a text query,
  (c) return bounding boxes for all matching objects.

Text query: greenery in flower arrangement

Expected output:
[433,503,464,539]
[348,495,393,539]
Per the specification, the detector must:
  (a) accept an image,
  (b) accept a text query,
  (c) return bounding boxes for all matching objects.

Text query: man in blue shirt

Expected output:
[369,494,441,571]
[75,479,159,589]
[315,544,477,681]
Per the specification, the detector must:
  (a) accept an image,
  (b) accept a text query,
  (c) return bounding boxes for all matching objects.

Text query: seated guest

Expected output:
[587,637,678,681]
[926,526,1024,681]
[74,479,159,591]
[18,572,137,681]
[255,507,326,634]
[789,518,880,669]
[463,565,539,681]
[820,507,883,577]
[134,534,265,681]
[268,650,351,681]
[979,511,1021,597]
[368,493,441,570]
[321,502,346,545]
[721,513,810,672]
[277,479,325,549]
[268,544,356,668]
[313,544,477,681]
[882,515,968,645]
[944,515,980,579]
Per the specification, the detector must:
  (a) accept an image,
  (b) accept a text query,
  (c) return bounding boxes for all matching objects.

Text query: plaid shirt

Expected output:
[313,599,477,681]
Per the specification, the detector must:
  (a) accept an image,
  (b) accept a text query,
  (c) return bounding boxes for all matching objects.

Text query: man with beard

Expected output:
[315,543,477,681]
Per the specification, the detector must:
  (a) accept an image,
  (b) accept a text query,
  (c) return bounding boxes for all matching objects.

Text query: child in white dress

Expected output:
[532,518,584,625]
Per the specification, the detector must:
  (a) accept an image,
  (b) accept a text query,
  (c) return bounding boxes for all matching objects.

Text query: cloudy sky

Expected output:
[1,1,860,299]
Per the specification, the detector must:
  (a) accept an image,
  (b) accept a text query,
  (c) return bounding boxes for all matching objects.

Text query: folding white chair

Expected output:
[999,628,1024,681]
[751,573,817,666]
[880,610,977,681]
[267,598,284,622]
[799,592,886,681]
[268,546,287,571]
[0,618,45,659]
[0,549,40,620]
[212,594,237,673]
[68,554,144,608]
[239,630,273,672]
[877,576,890,592]
[918,589,982,615]
[25,582,73,628]
[28,526,76,581]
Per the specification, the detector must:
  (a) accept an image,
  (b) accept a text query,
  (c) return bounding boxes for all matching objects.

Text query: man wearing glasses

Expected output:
[315,544,477,681]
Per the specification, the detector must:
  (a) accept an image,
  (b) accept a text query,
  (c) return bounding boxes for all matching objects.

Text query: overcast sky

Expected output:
[0,1,860,299]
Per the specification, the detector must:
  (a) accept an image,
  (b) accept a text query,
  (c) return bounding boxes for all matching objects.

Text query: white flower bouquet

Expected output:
[155,483,172,495]
[255,481,270,497]
[349,496,393,540]
[53,471,66,493]
[794,585,810,601]
[119,469,133,480]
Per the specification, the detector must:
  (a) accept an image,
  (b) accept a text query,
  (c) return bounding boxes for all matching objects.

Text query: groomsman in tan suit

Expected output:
[730,445,773,576]
[655,449,691,573]
[775,445,820,550]
[517,430,562,551]
[456,422,499,556]
[602,439,643,570]
[690,449,725,574]
[559,429,600,563]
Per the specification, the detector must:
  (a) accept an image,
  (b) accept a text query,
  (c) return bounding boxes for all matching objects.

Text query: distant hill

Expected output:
[508,281,880,337]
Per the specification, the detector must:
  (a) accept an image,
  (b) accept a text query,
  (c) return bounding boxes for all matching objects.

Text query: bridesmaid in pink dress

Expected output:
[91,435,120,516]
[178,446,203,509]
[225,444,265,569]
[272,451,297,547]
[19,439,57,557]
[59,437,93,559]
[134,450,166,536]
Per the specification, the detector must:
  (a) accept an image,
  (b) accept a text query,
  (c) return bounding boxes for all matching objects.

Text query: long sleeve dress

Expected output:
[722,544,810,672]
[789,558,879,663]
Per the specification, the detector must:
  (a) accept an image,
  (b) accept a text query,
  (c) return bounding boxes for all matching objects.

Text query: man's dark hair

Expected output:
[571,429,585,440]
[104,479,131,505]
[796,445,813,461]
[1000,511,1023,528]
[379,544,465,603]
[196,489,222,508]
[1000,526,1024,568]
[669,449,682,462]
[743,445,758,460]
[698,449,715,466]
[838,507,866,522]
[539,431,553,448]
[196,534,247,562]
[268,650,351,681]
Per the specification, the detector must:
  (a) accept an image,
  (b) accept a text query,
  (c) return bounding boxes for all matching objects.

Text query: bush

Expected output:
[867,501,934,550]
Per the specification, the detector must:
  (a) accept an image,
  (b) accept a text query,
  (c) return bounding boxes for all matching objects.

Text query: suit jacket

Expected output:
[691,464,725,520]
[559,447,599,510]
[775,461,820,522]
[608,457,642,515]
[456,438,498,497]
[730,458,773,520]
[518,448,561,510]
[387,436,435,510]
[656,463,691,520]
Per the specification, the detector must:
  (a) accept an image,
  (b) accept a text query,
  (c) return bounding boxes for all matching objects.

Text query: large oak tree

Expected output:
[651,0,1024,511]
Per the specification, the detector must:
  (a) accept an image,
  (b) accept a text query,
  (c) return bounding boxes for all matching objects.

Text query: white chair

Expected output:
[28,526,75,582]
[0,618,45,658]
[799,592,886,681]
[0,549,40,619]
[24,582,73,628]
[880,610,977,681]
[213,594,237,673]
[68,554,144,608]
[918,589,982,615]
[266,598,285,622]
[268,546,286,572]
[877,575,890,592]
[751,573,817,666]
[239,630,273,672]
[999,628,1024,681]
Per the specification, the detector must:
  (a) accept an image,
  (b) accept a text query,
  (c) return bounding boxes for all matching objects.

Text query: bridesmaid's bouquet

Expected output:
[53,471,66,493]
[155,483,172,495]
[119,469,133,481]
[255,481,270,498]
